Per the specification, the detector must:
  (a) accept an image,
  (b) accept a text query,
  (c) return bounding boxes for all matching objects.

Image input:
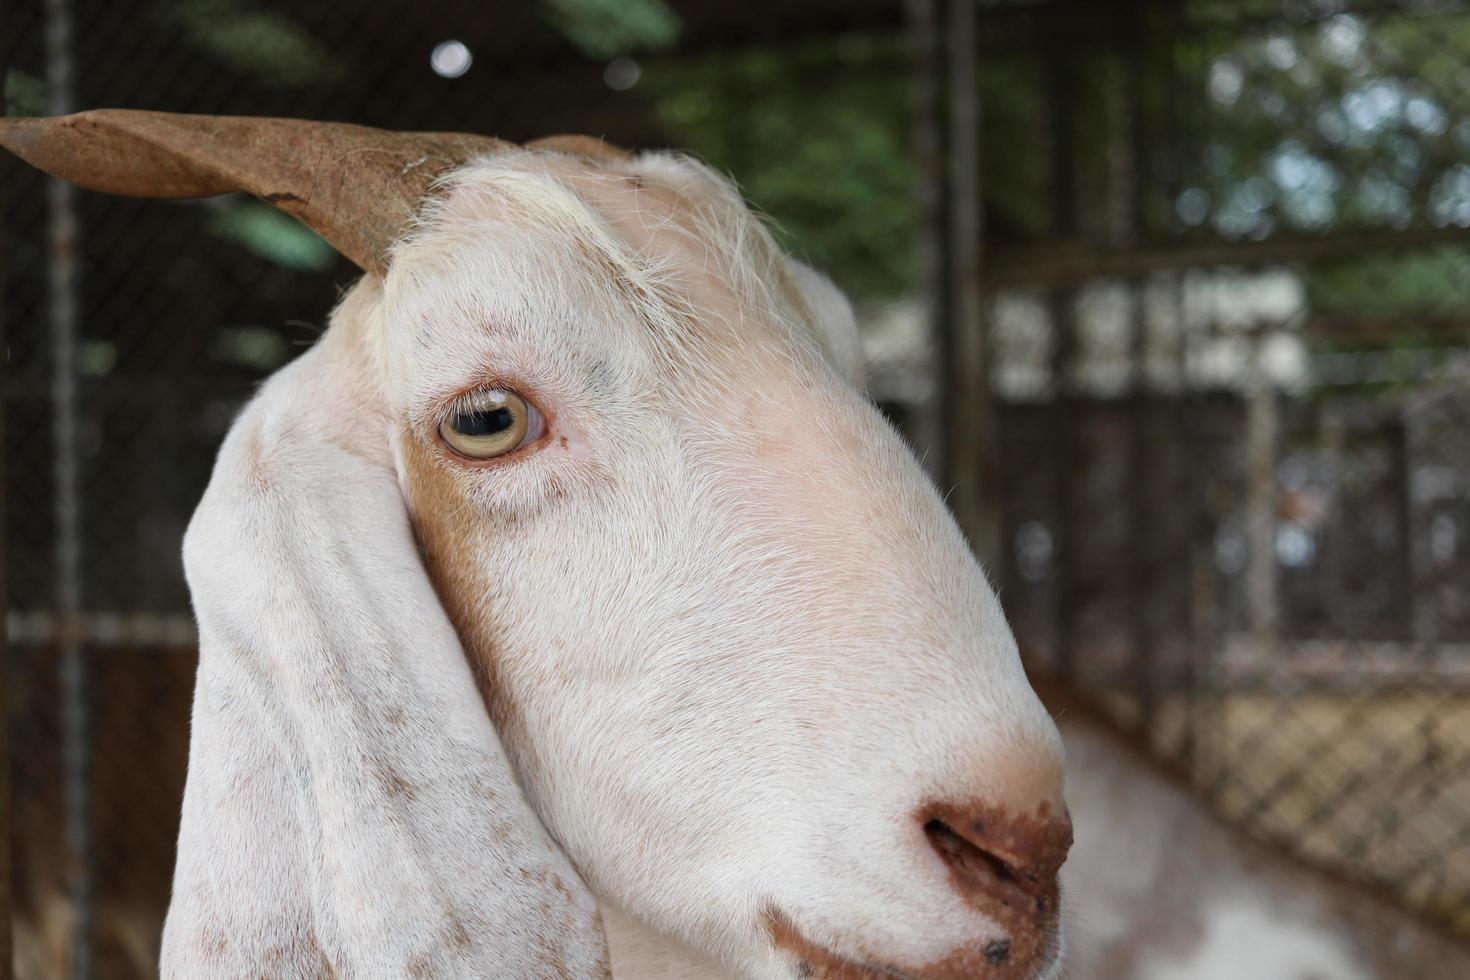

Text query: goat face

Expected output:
[381,151,1070,979]
[1,110,1069,978]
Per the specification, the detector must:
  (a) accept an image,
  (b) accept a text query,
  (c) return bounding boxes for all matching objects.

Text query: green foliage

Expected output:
[644,39,915,298]
[545,0,681,59]
[4,69,46,117]
[1306,245,1470,324]
[642,38,1053,297]
[164,0,348,88]
[207,200,337,272]
[1174,8,1470,238]
[1161,7,1470,353]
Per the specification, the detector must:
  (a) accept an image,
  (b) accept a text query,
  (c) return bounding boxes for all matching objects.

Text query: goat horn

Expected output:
[0,109,573,276]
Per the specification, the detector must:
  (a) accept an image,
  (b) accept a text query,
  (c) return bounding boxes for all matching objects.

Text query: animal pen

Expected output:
[3,0,1469,974]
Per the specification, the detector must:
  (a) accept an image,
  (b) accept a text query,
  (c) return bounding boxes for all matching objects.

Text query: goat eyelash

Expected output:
[435,384,549,463]
[446,387,514,416]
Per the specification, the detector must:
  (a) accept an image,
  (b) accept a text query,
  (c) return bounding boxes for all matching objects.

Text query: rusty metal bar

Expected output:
[985,225,1470,289]
[908,0,996,564]
[941,0,998,566]
[0,76,10,980]
[907,0,944,480]
[1047,41,1080,681]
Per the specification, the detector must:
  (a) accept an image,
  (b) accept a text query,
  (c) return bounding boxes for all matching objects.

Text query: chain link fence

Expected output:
[4,0,1469,976]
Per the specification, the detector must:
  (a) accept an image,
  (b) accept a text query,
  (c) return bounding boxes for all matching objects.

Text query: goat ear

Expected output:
[161,286,609,977]
[0,110,508,276]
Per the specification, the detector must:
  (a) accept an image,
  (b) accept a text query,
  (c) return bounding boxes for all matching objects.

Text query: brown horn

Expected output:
[0,109,515,276]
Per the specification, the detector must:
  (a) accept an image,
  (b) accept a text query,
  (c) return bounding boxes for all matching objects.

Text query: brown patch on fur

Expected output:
[195,928,229,961]
[766,906,1060,980]
[766,910,1041,980]
[764,910,1064,980]
[373,764,417,802]
[259,928,336,978]
[547,872,578,910]
[300,930,337,978]
[534,930,570,978]
[447,916,473,949]
[406,950,434,978]
[764,911,893,979]
[506,866,592,978]
[398,430,536,772]
[590,909,614,977]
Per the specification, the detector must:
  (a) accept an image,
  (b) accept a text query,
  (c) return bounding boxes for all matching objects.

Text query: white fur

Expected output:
[164,148,1066,978]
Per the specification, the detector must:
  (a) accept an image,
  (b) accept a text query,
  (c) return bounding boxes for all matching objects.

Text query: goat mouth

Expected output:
[764,910,919,980]
[764,910,1062,980]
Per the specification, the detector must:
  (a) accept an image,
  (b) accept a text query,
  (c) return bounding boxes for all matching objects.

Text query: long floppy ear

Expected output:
[0,110,620,275]
[161,284,610,977]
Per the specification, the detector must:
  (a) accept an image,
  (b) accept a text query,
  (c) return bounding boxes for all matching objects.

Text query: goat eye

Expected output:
[438,389,541,460]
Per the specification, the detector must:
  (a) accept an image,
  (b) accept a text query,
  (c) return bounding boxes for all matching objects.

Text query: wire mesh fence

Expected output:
[4,0,1469,976]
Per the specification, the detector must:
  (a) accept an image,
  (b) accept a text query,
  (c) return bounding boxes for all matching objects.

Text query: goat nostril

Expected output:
[917,804,1069,974]
[920,807,1071,909]
[923,818,1022,889]
[923,816,1017,887]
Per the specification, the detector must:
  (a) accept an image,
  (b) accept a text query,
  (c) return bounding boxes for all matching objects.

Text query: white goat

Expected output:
[2,111,1072,980]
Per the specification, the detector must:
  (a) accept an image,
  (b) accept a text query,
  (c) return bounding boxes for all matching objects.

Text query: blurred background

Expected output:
[3,0,1469,976]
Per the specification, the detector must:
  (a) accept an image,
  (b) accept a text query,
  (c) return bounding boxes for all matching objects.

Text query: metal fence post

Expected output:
[908,0,996,568]
[44,0,95,974]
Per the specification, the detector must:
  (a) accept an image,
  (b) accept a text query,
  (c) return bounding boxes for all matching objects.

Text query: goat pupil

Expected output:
[455,407,513,437]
